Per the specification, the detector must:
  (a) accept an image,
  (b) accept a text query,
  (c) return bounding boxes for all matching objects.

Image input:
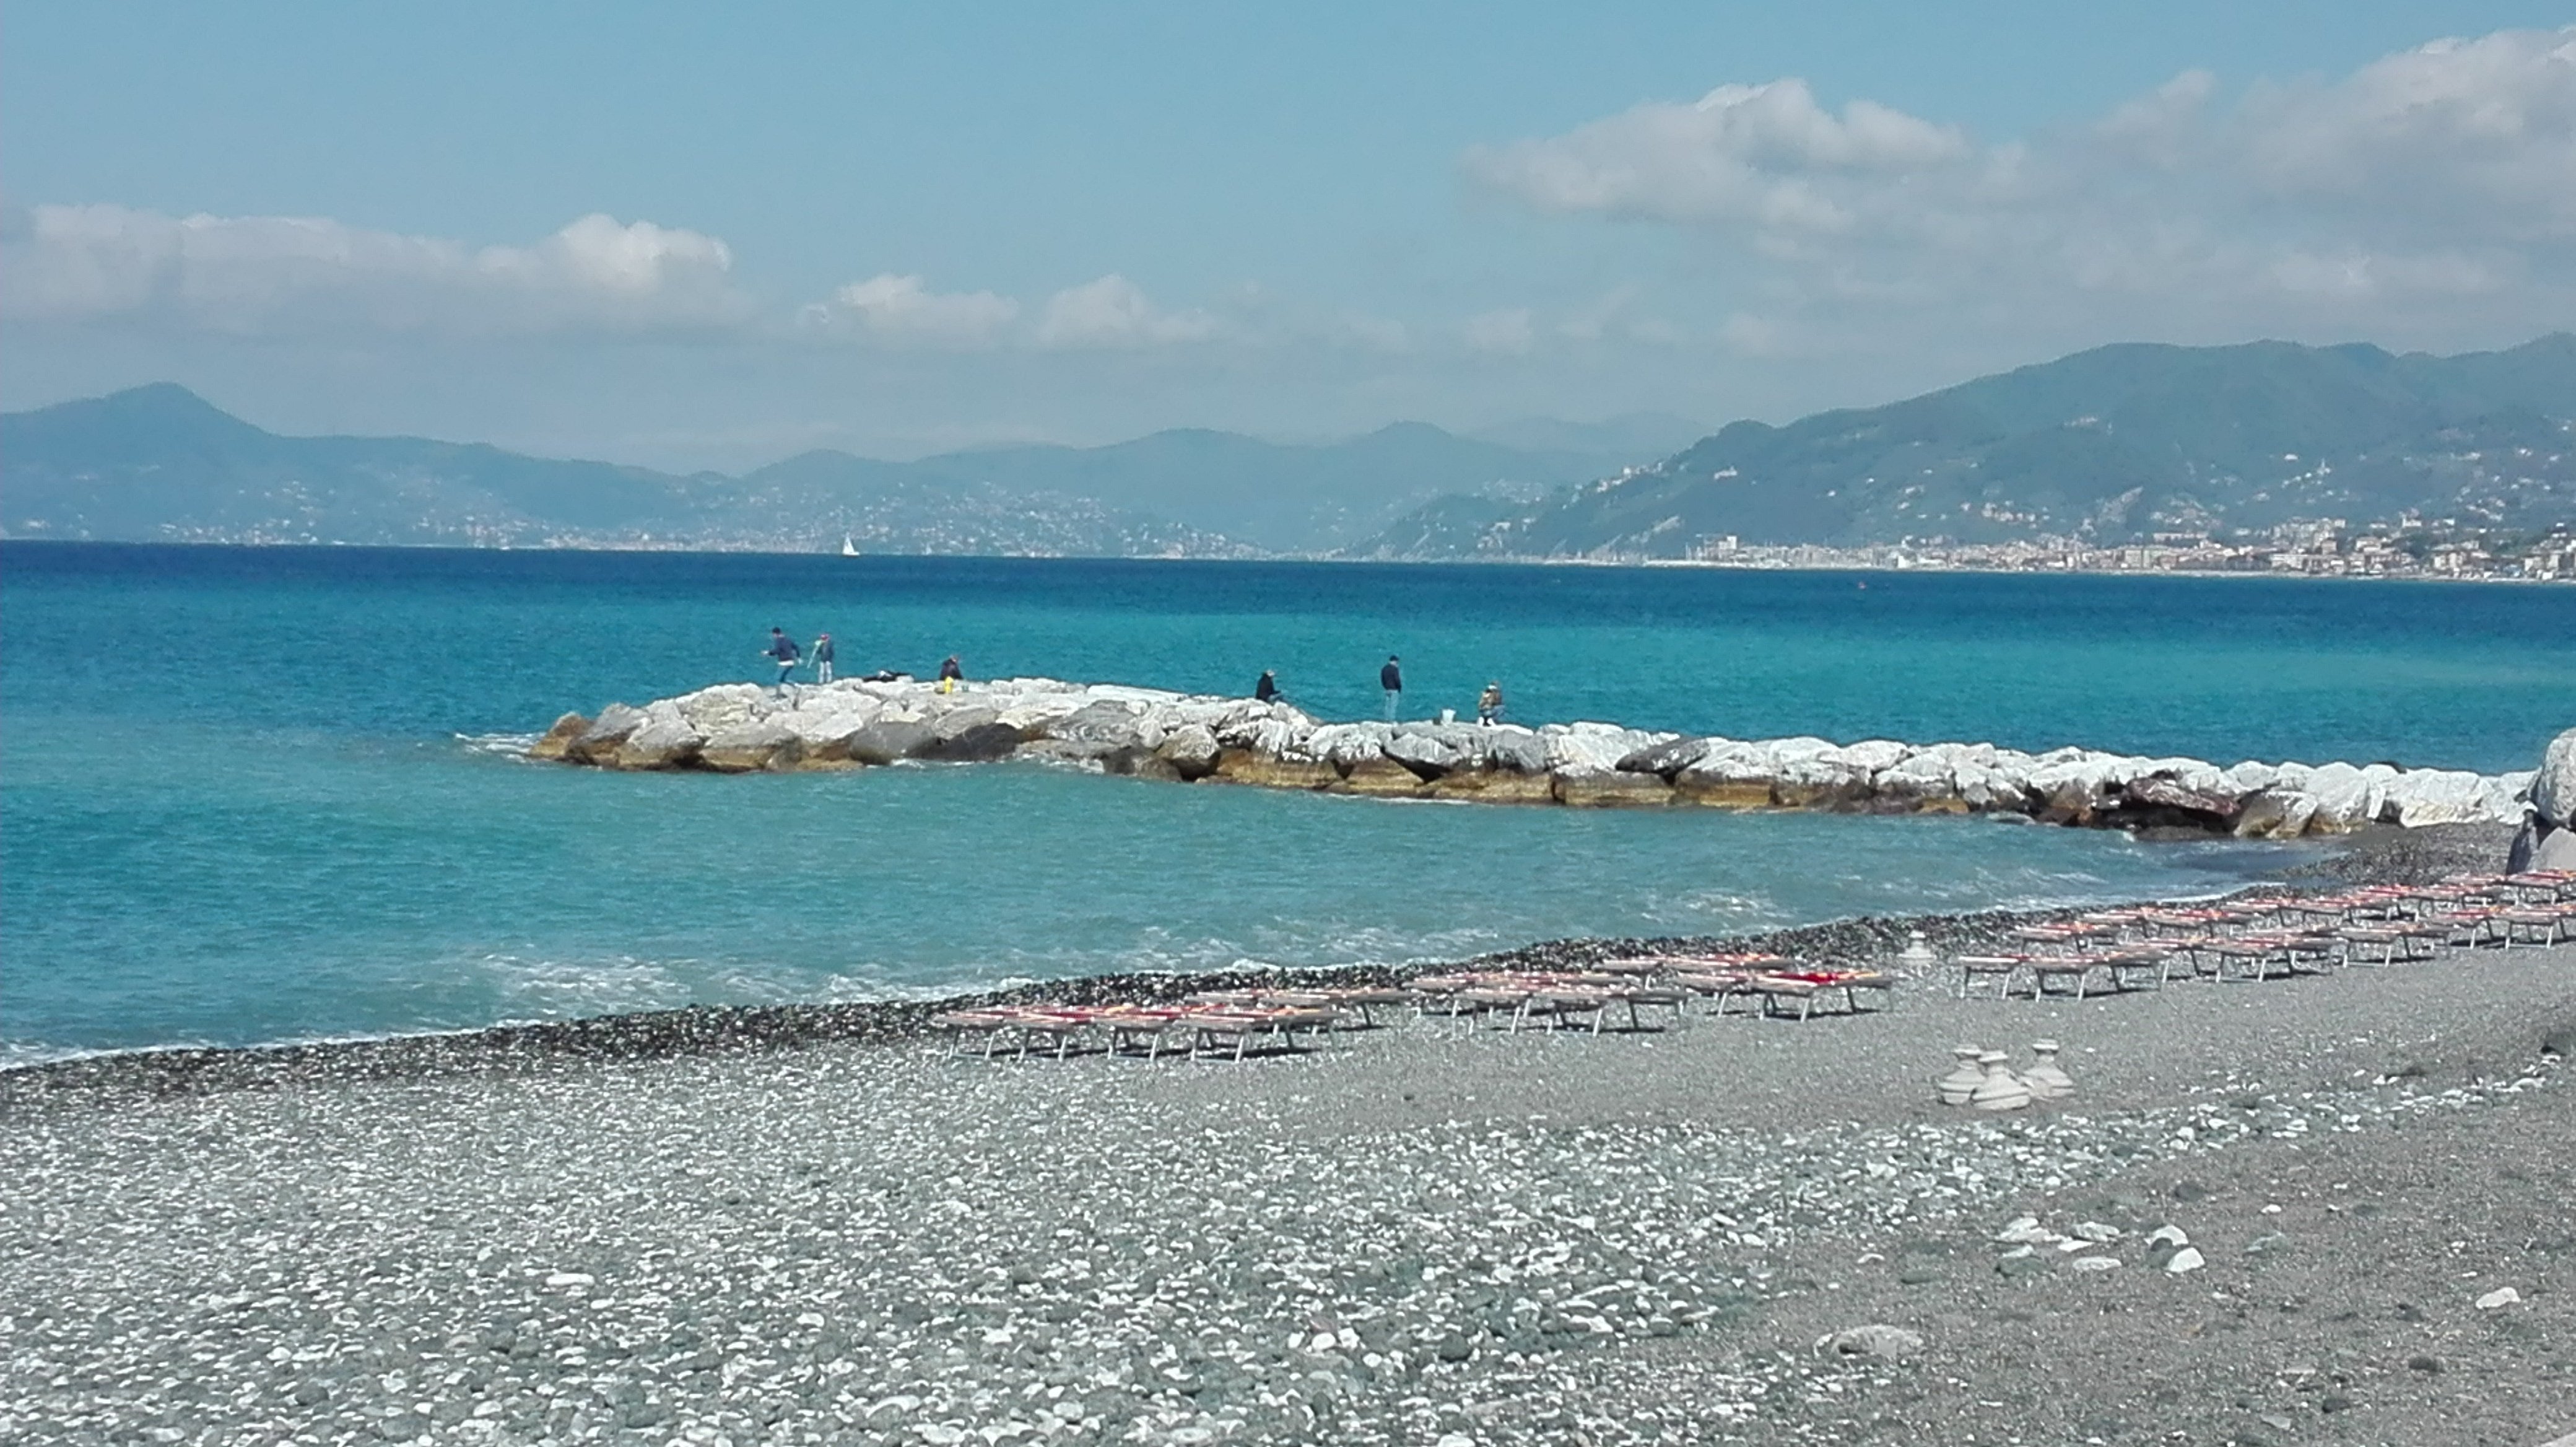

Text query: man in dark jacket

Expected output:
[764,627,801,686]
[1380,655,1403,720]
[812,632,836,683]
[1255,670,1279,704]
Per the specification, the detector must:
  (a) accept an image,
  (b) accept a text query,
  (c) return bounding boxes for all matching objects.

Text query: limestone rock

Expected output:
[847,717,938,766]
[920,721,1022,763]
[1338,756,1430,797]
[609,716,703,771]
[700,719,804,773]
[1424,767,1558,803]
[1769,754,1874,808]
[1307,723,1393,769]
[2531,727,2576,828]
[1209,748,1340,790]
[565,702,647,763]
[528,712,590,763]
[1471,726,1550,776]
[1154,724,1222,780]
[674,684,765,736]
[1545,722,1670,776]
[1820,739,1909,773]
[1674,741,1782,808]
[1556,771,1675,808]
[1384,728,1469,780]
[2233,789,2319,839]
[2123,774,2242,821]
[1617,735,1716,778]
[2382,768,2491,827]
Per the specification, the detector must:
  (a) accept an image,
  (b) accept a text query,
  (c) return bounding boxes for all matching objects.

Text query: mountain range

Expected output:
[1356,334,2576,559]
[0,387,1659,557]
[9,335,2574,560]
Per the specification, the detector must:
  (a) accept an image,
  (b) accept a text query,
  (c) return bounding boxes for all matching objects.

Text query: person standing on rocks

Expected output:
[1477,680,1505,727]
[1380,655,1403,720]
[1255,670,1279,704]
[764,627,802,688]
[812,632,835,684]
[938,655,964,695]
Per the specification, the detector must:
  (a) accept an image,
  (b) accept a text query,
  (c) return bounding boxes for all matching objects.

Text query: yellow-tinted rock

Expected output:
[1208,748,1341,790]
[1335,757,1430,797]
[1554,772,1676,808]
[528,712,588,763]
[1673,777,1773,810]
[1424,768,1557,804]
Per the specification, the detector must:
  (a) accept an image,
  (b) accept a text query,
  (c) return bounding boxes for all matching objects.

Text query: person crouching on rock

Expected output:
[1255,669,1279,704]
[1380,655,1403,720]
[764,627,802,688]
[938,655,964,694]
[1477,680,1504,727]
[812,632,835,684]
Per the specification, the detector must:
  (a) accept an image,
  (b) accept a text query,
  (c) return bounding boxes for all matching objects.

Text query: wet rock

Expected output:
[920,721,1022,763]
[608,714,702,771]
[526,711,591,763]
[1155,724,1222,781]
[700,719,805,773]
[848,717,938,766]
[1555,771,1676,808]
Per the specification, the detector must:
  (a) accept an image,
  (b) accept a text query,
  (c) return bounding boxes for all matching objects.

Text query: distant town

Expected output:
[1673,518,2576,582]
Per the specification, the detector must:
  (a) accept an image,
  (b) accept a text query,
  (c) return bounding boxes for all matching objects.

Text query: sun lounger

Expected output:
[1953,953,2031,999]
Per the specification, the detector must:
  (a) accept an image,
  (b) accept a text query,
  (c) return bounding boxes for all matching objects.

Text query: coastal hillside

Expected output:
[0,387,1617,555]
[1355,334,2576,559]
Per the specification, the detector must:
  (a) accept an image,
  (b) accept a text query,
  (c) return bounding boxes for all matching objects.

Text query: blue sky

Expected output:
[7,2,2575,468]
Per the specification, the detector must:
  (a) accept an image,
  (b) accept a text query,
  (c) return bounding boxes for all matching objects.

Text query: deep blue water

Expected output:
[4,542,2571,1061]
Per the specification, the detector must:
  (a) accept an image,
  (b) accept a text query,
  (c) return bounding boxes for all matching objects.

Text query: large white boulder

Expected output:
[2531,728,2576,828]
[1820,739,1909,773]
[673,683,765,735]
[2382,769,2492,827]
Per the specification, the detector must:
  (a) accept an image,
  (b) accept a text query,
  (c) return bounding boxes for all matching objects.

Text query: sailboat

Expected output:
[840,534,861,557]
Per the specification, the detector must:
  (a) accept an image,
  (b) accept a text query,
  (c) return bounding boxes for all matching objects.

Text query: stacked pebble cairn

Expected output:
[1938,1042,2076,1111]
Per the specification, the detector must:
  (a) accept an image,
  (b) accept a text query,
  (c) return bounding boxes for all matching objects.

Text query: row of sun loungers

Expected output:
[936,957,1897,1060]
[931,987,1411,1061]
[1954,868,2576,999]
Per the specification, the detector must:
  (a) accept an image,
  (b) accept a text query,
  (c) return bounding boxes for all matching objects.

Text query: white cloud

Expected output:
[1463,308,1536,356]
[1033,274,1219,349]
[804,272,1019,348]
[1462,27,2576,348]
[1465,78,1969,232]
[0,205,749,336]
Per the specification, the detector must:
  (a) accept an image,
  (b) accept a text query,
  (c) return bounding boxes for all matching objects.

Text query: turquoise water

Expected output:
[5,543,2572,1061]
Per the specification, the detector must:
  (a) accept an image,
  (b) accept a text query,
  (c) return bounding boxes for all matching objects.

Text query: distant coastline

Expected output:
[6,533,2570,585]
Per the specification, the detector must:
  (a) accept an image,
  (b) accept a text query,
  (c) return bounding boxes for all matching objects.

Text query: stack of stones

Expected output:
[1937,1043,2074,1111]
[525,676,2551,839]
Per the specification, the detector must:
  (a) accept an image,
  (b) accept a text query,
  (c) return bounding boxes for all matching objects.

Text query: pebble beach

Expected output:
[6,828,2573,1447]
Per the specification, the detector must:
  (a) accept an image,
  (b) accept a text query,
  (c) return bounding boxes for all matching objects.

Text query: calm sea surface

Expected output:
[5,543,2572,1062]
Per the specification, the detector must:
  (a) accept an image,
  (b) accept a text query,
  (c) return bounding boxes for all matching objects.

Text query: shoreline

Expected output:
[2,821,2510,1099]
[4,829,2568,1445]
[6,537,2568,587]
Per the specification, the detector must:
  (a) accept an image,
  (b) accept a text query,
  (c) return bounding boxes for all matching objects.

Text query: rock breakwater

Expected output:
[528,677,2542,839]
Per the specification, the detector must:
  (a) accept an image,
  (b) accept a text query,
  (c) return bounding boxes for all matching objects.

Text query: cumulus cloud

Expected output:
[1464,27,2576,344]
[1033,274,1219,349]
[803,273,1019,348]
[1466,78,1969,232]
[1,206,750,336]
[1463,308,1536,356]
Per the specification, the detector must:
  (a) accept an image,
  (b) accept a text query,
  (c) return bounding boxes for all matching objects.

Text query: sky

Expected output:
[7,2,2576,471]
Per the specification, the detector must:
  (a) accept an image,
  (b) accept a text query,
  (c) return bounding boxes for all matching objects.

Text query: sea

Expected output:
[5,541,2573,1065]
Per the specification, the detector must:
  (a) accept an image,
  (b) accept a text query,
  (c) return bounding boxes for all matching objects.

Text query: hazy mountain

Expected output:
[0,387,1635,556]
[850,421,1612,551]
[1463,412,1708,464]
[1357,335,2576,559]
